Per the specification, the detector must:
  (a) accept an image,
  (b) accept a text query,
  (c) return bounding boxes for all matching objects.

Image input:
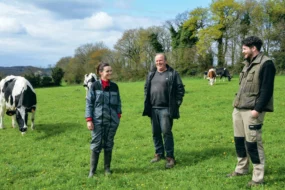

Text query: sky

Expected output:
[0,0,212,68]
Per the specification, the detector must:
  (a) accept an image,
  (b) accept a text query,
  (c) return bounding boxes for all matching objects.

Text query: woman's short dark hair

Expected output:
[96,62,110,75]
[242,36,263,51]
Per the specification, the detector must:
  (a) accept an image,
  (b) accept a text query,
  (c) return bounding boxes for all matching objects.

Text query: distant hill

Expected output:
[0,66,52,77]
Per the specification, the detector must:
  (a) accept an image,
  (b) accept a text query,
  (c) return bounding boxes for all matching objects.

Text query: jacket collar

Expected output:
[243,53,264,67]
[151,64,173,72]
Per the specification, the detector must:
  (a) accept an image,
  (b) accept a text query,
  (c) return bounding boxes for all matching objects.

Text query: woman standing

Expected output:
[85,63,122,177]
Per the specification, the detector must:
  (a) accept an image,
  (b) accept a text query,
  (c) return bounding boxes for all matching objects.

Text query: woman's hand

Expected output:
[87,121,94,130]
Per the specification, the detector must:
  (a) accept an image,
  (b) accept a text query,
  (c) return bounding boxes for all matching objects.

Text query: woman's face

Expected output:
[100,66,112,80]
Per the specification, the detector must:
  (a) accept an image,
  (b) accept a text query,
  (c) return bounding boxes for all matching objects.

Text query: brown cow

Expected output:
[207,68,216,86]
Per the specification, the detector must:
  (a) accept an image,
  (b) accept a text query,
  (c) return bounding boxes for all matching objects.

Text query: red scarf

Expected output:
[101,79,110,89]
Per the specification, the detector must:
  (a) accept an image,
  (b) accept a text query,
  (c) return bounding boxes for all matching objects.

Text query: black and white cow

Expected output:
[215,68,232,81]
[83,73,97,97]
[0,75,37,134]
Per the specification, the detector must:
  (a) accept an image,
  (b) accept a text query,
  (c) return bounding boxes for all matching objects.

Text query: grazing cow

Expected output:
[0,75,37,134]
[83,73,98,97]
[204,71,208,79]
[207,68,216,86]
[216,67,231,81]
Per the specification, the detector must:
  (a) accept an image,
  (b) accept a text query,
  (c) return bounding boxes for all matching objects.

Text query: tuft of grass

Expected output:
[1,76,285,189]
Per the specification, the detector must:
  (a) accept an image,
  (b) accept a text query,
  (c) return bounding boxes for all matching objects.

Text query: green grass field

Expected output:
[1,76,284,190]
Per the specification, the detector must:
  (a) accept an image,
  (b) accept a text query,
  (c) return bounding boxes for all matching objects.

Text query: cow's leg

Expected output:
[31,110,36,130]
[228,76,231,81]
[0,99,5,129]
[209,78,214,86]
[0,105,4,129]
[12,115,16,128]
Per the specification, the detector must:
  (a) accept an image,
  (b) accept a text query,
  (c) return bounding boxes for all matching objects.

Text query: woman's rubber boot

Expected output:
[104,151,112,176]
[88,151,100,178]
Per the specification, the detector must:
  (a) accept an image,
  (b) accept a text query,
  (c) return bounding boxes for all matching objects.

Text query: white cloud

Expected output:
[0,17,25,33]
[0,1,164,67]
[84,12,114,30]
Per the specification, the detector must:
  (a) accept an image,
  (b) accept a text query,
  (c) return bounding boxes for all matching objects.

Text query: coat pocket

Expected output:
[95,90,103,104]
[247,70,255,82]
[110,92,119,105]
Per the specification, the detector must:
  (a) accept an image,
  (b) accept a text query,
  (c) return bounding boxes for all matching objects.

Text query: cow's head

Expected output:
[15,107,28,134]
[15,106,36,135]
[83,73,97,90]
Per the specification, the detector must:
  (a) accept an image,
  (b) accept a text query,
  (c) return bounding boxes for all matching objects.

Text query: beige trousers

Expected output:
[232,108,266,183]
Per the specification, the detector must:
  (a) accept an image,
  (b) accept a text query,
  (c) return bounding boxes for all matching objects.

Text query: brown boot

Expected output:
[247,180,264,187]
[165,157,175,169]
[226,171,247,178]
[150,154,165,163]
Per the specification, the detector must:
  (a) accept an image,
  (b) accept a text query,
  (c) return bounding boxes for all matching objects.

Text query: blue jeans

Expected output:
[151,108,174,158]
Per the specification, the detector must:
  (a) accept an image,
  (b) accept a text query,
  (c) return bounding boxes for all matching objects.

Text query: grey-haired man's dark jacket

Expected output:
[143,64,185,119]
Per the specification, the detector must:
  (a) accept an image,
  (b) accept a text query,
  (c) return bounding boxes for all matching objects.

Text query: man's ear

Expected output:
[251,46,257,52]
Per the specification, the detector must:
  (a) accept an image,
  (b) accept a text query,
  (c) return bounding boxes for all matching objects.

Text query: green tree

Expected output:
[267,0,285,73]
[64,58,85,84]
[51,67,64,86]
[114,29,141,71]
[55,56,72,71]
[41,76,53,87]
[24,73,41,88]
[210,0,241,66]
[148,33,164,53]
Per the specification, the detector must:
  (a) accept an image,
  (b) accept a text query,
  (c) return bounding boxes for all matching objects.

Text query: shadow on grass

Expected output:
[34,122,81,140]
[111,147,234,175]
[176,146,233,166]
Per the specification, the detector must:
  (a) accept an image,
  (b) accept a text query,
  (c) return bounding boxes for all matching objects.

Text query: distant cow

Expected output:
[0,76,37,134]
[207,68,216,86]
[216,68,231,81]
[83,73,97,97]
[204,71,208,79]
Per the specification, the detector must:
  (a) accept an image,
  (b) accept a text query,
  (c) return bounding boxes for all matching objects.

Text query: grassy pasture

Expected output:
[0,76,285,190]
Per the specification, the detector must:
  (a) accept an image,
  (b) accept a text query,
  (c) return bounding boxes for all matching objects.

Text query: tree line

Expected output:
[24,67,64,88]
[0,67,64,88]
[54,0,285,84]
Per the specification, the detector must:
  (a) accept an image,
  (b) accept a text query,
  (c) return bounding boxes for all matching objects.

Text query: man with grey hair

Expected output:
[143,53,185,169]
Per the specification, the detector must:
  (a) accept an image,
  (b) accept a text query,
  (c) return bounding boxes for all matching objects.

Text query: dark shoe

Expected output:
[150,154,165,163]
[226,171,247,178]
[88,152,100,178]
[247,180,264,187]
[165,157,176,169]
